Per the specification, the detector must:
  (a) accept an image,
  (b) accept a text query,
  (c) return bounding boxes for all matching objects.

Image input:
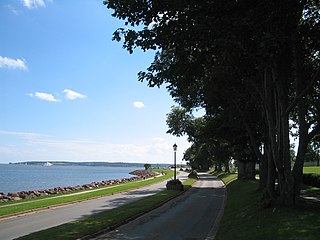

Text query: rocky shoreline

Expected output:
[0,170,158,202]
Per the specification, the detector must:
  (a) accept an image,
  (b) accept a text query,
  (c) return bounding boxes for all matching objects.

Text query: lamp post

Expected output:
[173,143,177,180]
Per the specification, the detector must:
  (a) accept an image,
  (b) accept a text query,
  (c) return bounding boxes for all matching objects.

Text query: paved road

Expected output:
[92,173,226,240]
[0,172,189,240]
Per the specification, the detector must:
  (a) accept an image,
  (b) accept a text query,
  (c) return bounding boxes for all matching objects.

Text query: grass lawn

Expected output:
[0,169,174,217]
[215,172,320,240]
[16,178,197,240]
[303,166,320,174]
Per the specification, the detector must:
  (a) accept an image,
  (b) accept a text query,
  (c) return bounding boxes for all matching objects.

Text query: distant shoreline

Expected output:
[9,161,170,168]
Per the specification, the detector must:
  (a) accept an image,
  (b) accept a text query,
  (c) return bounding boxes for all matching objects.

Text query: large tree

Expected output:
[104,0,320,205]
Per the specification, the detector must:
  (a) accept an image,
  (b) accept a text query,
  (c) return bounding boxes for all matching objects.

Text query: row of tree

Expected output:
[104,0,319,206]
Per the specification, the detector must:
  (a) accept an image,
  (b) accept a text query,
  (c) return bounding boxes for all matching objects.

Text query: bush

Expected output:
[302,173,320,188]
[188,170,198,179]
[166,179,183,191]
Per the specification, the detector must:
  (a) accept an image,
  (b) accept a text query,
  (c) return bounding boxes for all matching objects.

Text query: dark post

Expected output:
[173,143,177,180]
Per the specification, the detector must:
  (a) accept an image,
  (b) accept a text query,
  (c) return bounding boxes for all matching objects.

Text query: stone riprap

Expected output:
[0,170,158,202]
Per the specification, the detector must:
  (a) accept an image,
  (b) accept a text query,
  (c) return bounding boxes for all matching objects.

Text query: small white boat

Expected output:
[43,162,53,167]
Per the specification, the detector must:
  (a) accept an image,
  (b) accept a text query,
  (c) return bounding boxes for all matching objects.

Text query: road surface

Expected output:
[91,173,226,240]
[0,172,189,240]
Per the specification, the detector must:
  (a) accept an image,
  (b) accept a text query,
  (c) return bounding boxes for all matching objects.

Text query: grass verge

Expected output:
[0,170,173,217]
[303,166,320,174]
[16,178,197,240]
[215,173,320,240]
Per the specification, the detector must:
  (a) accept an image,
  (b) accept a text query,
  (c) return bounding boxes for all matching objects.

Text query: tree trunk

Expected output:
[224,159,230,173]
[259,150,268,190]
[273,48,294,206]
[238,161,255,179]
[263,59,295,206]
[238,162,245,179]
[216,161,222,172]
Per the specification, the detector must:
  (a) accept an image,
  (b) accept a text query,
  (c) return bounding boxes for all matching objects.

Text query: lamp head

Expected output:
[173,143,177,152]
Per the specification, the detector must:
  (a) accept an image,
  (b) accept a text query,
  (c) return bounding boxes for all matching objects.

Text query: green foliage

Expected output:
[144,163,151,170]
[304,144,320,162]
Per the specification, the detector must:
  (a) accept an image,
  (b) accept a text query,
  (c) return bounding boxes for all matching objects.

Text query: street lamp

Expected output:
[173,143,177,180]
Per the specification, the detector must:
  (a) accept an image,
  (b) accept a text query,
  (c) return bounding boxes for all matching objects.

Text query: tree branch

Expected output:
[286,68,320,114]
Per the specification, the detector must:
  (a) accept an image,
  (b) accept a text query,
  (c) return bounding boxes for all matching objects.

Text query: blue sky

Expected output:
[0,0,191,164]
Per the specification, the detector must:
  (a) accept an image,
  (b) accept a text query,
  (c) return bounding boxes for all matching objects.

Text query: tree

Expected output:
[104,0,320,206]
[144,163,151,170]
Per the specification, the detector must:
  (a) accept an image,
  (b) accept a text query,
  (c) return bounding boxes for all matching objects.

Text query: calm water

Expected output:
[0,164,143,194]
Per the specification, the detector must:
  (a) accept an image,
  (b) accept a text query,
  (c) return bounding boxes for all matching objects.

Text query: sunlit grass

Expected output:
[303,166,320,174]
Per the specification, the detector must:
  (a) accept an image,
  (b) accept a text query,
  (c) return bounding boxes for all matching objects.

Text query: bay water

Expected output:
[0,164,143,194]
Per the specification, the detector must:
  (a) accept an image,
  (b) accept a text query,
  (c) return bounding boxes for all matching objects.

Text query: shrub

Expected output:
[302,173,320,188]
[188,170,198,179]
[166,179,183,191]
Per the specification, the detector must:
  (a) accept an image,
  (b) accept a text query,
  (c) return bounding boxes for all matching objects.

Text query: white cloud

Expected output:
[29,92,60,102]
[133,101,144,108]
[0,56,27,70]
[63,89,87,100]
[22,0,46,9]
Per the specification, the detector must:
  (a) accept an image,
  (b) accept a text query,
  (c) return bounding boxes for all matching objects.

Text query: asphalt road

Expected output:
[0,172,189,240]
[91,173,226,240]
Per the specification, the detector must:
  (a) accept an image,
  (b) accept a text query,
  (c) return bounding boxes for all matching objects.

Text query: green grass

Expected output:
[303,166,320,174]
[215,173,320,240]
[0,170,173,217]
[16,178,197,240]
[302,166,320,198]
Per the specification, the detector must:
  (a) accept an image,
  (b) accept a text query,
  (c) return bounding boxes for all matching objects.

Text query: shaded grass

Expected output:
[215,173,320,240]
[302,166,320,200]
[16,178,197,240]
[0,170,173,217]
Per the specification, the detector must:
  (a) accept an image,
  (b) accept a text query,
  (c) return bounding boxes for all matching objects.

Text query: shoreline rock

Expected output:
[0,170,158,202]
[129,170,158,178]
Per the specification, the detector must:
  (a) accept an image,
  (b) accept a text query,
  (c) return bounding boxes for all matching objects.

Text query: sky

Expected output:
[0,0,192,164]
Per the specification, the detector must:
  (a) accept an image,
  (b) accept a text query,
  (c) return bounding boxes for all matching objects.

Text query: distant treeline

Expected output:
[11,161,170,168]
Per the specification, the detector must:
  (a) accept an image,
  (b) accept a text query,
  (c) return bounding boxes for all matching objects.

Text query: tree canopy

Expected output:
[104,0,320,206]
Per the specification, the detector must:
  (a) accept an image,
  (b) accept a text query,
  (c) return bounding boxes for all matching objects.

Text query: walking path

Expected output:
[91,173,226,240]
[0,172,188,240]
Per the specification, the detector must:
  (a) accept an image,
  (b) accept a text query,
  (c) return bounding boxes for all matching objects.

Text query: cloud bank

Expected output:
[0,130,189,164]
[0,56,27,70]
